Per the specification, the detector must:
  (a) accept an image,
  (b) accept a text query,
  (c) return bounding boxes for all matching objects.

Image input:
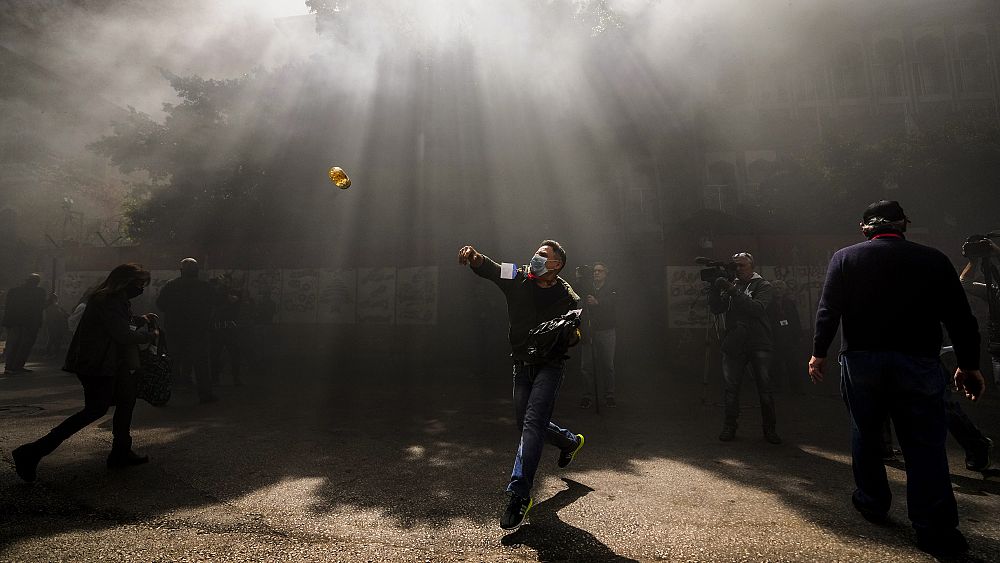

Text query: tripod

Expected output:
[697,288,725,405]
[586,313,600,414]
[574,265,603,413]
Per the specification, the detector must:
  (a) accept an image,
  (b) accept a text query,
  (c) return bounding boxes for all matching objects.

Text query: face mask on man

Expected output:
[125,284,144,299]
[529,254,550,277]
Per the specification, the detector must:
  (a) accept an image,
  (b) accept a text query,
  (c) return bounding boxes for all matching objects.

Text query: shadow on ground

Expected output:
[2,355,999,561]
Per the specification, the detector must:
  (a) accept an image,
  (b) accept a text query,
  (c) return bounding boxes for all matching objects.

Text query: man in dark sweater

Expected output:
[809,200,984,556]
[156,258,216,403]
[709,252,780,444]
[459,240,585,531]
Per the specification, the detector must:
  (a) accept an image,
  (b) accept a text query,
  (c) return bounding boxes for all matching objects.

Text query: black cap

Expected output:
[862,200,909,224]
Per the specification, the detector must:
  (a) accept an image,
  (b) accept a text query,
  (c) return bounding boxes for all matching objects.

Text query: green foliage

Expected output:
[88,70,276,243]
[755,113,1000,234]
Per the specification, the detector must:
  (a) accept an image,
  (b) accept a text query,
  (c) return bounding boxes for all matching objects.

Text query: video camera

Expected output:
[695,257,737,283]
[962,232,1000,259]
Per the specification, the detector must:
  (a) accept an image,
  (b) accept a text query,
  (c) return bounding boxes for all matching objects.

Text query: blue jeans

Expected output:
[840,351,958,534]
[507,360,579,498]
[721,350,776,430]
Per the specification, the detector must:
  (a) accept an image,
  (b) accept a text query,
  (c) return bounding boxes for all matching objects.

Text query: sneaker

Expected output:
[500,493,534,530]
[916,528,968,555]
[763,428,782,445]
[605,397,617,408]
[107,450,150,468]
[558,434,585,468]
[12,444,41,482]
[718,426,736,442]
[966,437,993,472]
[578,398,592,409]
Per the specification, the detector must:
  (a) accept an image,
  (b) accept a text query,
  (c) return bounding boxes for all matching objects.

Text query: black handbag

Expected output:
[138,331,172,407]
[526,309,583,363]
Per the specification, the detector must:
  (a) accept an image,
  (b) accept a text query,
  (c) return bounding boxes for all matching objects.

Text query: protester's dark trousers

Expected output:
[29,370,139,457]
[171,332,213,400]
[840,351,958,534]
[4,325,39,371]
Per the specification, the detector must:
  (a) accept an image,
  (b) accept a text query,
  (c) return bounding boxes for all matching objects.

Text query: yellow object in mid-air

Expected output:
[328,166,351,189]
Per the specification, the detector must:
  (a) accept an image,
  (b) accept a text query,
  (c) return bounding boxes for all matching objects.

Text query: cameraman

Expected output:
[959,237,1000,386]
[708,252,780,444]
[578,262,618,409]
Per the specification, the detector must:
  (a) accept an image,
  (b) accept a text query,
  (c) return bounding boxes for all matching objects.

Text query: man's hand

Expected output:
[586,295,598,306]
[808,356,826,384]
[713,277,733,292]
[458,245,484,268]
[955,368,985,402]
[143,313,159,328]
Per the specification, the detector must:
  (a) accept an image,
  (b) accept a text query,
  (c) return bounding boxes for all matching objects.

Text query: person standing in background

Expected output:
[3,273,47,374]
[156,258,216,403]
[579,262,618,409]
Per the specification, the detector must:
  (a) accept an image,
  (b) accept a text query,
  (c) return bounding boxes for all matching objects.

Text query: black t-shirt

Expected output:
[473,256,580,362]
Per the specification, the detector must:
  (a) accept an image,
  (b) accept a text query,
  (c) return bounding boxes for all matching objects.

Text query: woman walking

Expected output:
[12,263,158,482]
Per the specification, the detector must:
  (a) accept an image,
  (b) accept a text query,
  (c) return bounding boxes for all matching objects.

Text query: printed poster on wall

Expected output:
[666,266,711,329]
[279,269,319,323]
[316,268,357,324]
[57,271,106,309]
[357,267,395,324]
[396,266,438,325]
[245,269,283,305]
[206,269,248,290]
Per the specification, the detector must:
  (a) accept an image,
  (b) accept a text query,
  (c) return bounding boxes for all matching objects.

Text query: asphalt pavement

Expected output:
[2,357,998,562]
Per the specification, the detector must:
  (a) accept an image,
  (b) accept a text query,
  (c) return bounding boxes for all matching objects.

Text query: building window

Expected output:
[955,31,990,94]
[704,161,739,212]
[872,37,906,98]
[746,157,777,195]
[625,187,659,226]
[833,43,868,98]
[914,34,949,97]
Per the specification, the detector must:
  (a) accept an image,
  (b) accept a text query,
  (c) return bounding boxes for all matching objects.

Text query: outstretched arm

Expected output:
[458,245,484,268]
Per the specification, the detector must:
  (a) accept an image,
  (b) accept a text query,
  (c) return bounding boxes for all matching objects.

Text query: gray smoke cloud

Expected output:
[0,0,940,249]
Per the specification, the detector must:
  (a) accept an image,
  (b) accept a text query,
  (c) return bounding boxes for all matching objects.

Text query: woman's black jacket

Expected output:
[63,293,153,378]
